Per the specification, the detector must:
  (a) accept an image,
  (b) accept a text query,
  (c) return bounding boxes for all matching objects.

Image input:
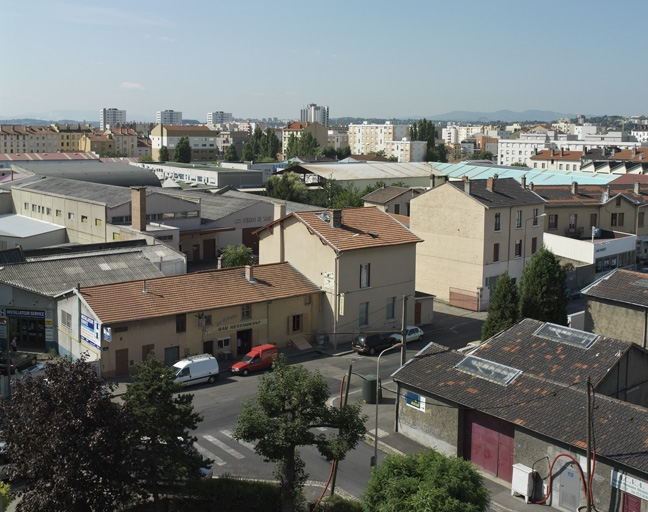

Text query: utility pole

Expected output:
[586,375,592,512]
[330,364,352,496]
[400,295,408,366]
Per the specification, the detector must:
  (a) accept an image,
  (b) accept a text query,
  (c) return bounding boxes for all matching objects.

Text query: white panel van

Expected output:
[173,354,219,386]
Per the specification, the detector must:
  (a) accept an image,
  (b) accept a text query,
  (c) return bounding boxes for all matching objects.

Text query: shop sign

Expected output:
[6,309,45,319]
[81,314,100,349]
[611,470,648,501]
[405,390,426,412]
[214,318,267,333]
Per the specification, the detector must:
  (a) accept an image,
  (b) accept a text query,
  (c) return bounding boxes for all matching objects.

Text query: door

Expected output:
[559,466,581,511]
[414,302,422,325]
[464,410,515,482]
[115,348,129,376]
[623,492,641,512]
[192,244,200,262]
[242,227,259,255]
[142,344,154,361]
[236,329,252,356]
[203,239,216,260]
[203,340,214,355]
[164,346,180,366]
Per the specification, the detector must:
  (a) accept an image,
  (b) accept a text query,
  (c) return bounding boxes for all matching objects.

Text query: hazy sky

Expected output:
[2,0,646,122]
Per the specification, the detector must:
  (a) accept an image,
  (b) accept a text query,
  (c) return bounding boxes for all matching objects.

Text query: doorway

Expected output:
[115,349,129,376]
[236,329,252,356]
[164,346,180,366]
[203,340,214,355]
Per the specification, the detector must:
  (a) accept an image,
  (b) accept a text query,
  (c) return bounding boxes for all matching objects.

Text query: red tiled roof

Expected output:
[80,262,320,324]
[0,152,99,162]
[284,122,309,131]
[530,149,583,161]
[257,206,421,253]
[534,183,648,206]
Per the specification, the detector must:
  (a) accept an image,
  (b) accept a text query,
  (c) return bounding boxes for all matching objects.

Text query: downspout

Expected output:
[334,252,340,348]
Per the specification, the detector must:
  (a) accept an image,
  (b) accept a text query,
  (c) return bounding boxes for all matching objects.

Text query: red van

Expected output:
[231,344,278,376]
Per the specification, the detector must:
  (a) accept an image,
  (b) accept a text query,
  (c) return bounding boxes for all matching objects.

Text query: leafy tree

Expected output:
[519,248,568,325]
[139,154,153,162]
[122,353,206,507]
[285,131,320,159]
[173,136,191,163]
[158,145,169,162]
[0,357,133,512]
[242,127,263,161]
[387,155,399,162]
[221,243,255,267]
[234,356,367,512]
[409,118,448,162]
[224,143,239,162]
[99,151,127,158]
[261,128,281,160]
[321,146,338,158]
[363,450,490,512]
[428,142,448,162]
[0,481,11,511]
[470,150,494,160]
[265,171,309,203]
[511,162,528,167]
[336,145,351,160]
[285,133,299,160]
[331,182,365,209]
[481,271,519,341]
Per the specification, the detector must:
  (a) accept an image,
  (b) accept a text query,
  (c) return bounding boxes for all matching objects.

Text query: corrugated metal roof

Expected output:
[298,162,443,181]
[0,252,165,296]
[431,161,619,186]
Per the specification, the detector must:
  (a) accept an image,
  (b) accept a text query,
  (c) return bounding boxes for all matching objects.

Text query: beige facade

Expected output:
[281,122,329,157]
[79,134,115,155]
[51,123,94,151]
[150,124,221,162]
[105,127,138,157]
[348,122,409,155]
[0,125,60,154]
[411,179,545,309]
[384,139,427,162]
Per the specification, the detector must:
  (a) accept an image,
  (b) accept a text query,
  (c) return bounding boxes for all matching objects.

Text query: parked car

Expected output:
[352,332,394,355]
[231,344,278,376]
[389,326,425,344]
[173,354,219,386]
[0,352,37,375]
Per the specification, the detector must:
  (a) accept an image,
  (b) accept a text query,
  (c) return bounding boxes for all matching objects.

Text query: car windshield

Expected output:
[242,355,253,363]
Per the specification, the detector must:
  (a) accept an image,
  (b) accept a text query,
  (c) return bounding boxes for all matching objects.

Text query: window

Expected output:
[359,302,369,327]
[288,314,303,334]
[176,313,186,333]
[386,297,396,321]
[516,210,522,228]
[217,337,230,349]
[67,212,74,220]
[360,263,371,289]
[616,197,622,207]
[493,243,500,262]
[590,213,597,228]
[569,214,577,230]
[204,314,212,326]
[60,310,72,329]
[532,208,539,226]
[531,237,538,254]
[81,215,88,223]
[515,240,522,258]
[619,212,624,226]
[639,212,645,228]
[494,212,501,231]
[46,207,51,215]
[611,213,618,226]
[95,218,103,226]
[112,233,121,241]
[23,202,28,210]
[32,204,37,212]
[241,304,251,319]
[549,214,558,230]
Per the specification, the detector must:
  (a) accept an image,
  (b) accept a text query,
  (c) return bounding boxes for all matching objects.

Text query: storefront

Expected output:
[6,308,50,351]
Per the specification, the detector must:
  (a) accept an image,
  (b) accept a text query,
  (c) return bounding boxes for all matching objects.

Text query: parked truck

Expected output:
[231,344,278,376]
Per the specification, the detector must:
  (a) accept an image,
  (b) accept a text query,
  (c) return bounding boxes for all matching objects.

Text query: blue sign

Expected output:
[406,390,426,411]
[81,314,100,350]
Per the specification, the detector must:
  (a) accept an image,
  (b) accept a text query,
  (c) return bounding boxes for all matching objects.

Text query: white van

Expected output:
[173,354,219,386]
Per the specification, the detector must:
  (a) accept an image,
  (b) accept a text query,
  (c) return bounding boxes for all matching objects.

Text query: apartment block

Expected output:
[348,121,409,155]
[156,110,183,125]
[100,108,126,130]
[300,104,329,127]
[207,111,233,125]
[0,125,60,154]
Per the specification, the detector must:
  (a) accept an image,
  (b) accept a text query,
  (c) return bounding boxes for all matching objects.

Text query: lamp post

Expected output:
[372,342,403,467]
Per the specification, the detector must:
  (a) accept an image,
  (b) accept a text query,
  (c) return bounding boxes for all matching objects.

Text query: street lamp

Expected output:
[371,342,403,467]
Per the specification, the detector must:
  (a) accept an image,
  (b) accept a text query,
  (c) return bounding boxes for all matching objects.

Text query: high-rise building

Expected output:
[99,108,126,131]
[300,104,329,127]
[156,110,183,125]
[207,111,233,125]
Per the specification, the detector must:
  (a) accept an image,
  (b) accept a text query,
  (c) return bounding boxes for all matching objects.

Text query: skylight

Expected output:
[533,322,599,349]
[454,355,522,386]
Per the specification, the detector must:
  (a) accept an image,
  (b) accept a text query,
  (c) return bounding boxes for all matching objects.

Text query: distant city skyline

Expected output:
[2,0,647,122]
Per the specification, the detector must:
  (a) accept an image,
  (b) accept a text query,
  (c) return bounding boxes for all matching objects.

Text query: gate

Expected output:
[449,287,479,311]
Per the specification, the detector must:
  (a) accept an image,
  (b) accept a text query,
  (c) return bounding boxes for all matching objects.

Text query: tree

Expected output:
[0,357,133,512]
[173,136,191,163]
[409,118,448,162]
[122,353,206,507]
[221,243,255,267]
[363,450,490,512]
[234,356,367,512]
[242,127,263,161]
[224,143,239,162]
[519,247,568,325]
[285,132,320,159]
[265,171,309,203]
[470,150,494,161]
[158,145,169,162]
[336,145,351,160]
[261,128,282,160]
[481,271,519,341]
[139,154,153,162]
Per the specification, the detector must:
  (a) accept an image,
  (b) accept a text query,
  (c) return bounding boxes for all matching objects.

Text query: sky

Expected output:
[2,0,647,122]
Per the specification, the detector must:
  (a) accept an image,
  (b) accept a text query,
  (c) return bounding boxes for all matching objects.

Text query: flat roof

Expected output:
[0,214,65,238]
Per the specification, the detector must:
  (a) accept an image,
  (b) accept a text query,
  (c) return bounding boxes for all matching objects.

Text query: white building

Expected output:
[99,108,126,130]
[327,129,348,149]
[300,104,329,127]
[632,125,648,143]
[442,125,484,145]
[574,124,599,140]
[156,110,183,125]
[498,135,552,166]
[348,121,409,155]
[207,111,233,125]
[385,138,427,162]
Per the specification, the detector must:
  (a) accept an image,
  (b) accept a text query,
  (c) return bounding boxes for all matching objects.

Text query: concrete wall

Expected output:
[585,298,646,348]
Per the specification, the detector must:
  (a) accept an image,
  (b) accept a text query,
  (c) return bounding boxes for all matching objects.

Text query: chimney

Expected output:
[273,202,286,221]
[571,181,578,195]
[529,182,534,191]
[560,147,564,157]
[245,265,256,282]
[486,176,496,192]
[464,178,471,195]
[520,176,526,189]
[635,182,641,195]
[330,209,342,228]
[131,186,146,232]
[142,279,147,293]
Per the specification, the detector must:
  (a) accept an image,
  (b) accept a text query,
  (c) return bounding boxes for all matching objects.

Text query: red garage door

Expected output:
[464,410,514,482]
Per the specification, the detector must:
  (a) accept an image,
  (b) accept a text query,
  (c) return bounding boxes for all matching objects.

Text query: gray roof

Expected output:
[153,188,259,222]
[0,251,165,296]
[219,190,321,214]
[448,178,545,208]
[581,268,648,307]
[0,214,66,237]
[12,162,161,187]
[297,162,444,181]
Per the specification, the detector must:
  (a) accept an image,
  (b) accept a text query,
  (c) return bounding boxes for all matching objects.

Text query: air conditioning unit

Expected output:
[511,463,535,503]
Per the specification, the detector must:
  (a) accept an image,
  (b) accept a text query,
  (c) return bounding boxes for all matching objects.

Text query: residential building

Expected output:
[362,186,422,216]
[0,125,60,154]
[393,317,648,510]
[51,123,94,152]
[104,127,138,157]
[441,125,483,145]
[156,110,182,125]
[498,135,552,166]
[60,262,322,376]
[632,124,648,143]
[327,129,348,149]
[281,122,328,157]
[411,176,546,310]
[149,124,219,162]
[256,206,423,346]
[214,130,248,159]
[348,121,409,156]
[78,133,115,155]
[207,111,233,125]
[99,108,126,130]
[300,103,329,127]
[530,148,583,171]
[384,138,427,162]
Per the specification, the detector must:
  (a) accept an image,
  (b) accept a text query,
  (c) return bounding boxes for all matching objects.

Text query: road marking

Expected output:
[220,429,256,451]
[194,442,227,466]
[203,434,245,459]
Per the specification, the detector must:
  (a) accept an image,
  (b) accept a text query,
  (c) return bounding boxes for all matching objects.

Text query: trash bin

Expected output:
[363,374,378,404]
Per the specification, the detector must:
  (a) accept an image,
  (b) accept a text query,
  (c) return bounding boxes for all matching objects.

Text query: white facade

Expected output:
[443,125,483,144]
[207,111,233,125]
[498,138,551,166]
[300,104,329,127]
[348,121,409,155]
[384,138,427,162]
[99,108,126,130]
[631,126,648,143]
[156,110,183,125]
[327,129,348,149]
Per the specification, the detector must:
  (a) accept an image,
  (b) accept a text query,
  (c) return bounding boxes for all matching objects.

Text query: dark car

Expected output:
[352,332,394,355]
[0,352,37,375]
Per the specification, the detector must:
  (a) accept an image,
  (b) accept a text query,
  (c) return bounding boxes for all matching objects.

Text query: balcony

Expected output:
[564,226,584,238]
